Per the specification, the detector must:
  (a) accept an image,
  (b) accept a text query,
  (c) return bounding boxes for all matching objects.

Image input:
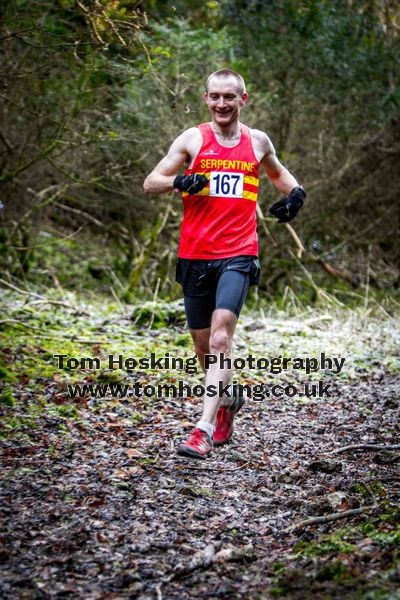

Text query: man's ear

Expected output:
[204,92,209,103]
[240,92,248,107]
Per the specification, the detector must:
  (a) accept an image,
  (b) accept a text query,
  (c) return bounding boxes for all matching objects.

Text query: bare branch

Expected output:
[285,223,305,258]
[0,139,59,184]
[0,278,89,315]
[283,503,378,532]
[0,319,40,330]
[10,226,84,251]
[0,27,39,41]
[332,444,400,454]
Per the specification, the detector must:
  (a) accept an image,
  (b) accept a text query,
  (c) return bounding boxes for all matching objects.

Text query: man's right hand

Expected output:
[174,173,208,194]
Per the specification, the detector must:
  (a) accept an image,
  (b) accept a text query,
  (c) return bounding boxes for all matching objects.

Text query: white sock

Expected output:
[196,421,214,439]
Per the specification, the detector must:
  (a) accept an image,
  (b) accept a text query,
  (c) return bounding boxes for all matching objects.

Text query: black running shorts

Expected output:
[176,255,261,330]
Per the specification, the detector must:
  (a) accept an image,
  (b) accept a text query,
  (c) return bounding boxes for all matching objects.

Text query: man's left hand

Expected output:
[269,186,306,223]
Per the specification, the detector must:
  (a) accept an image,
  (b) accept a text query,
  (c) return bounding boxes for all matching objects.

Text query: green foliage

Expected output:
[314,560,350,582]
[295,507,400,559]
[0,0,399,299]
[98,369,126,384]
[50,403,79,418]
[131,301,186,327]
[271,505,400,597]
[0,366,16,384]
[295,531,356,557]
[1,384,16,407]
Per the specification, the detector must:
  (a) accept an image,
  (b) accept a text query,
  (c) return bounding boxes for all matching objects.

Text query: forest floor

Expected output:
[0,289,399,599]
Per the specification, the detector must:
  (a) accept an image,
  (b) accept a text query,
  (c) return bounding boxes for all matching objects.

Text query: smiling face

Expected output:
[205,75,248,129]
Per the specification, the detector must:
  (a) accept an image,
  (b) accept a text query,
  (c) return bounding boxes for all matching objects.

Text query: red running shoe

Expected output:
[177,428,213,459]
[214,395,245,446]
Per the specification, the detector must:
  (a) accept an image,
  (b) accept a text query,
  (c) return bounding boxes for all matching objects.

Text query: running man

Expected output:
[144,69,306,459]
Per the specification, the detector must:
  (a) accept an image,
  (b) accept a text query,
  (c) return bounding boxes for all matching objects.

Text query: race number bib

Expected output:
[209,172,244,198]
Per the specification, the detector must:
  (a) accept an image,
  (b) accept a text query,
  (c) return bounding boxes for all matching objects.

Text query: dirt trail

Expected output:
[1,296,399,599]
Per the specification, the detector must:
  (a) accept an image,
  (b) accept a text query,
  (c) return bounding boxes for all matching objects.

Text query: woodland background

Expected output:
[0,0,399,305]
[1,2,400,599]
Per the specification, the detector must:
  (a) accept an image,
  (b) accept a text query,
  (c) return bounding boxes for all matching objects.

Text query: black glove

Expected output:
[174,173,208,194]
[269,186,306,223]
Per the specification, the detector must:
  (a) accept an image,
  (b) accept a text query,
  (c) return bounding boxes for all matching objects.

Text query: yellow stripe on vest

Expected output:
[244,175,259,187]
[242,190,258,202]
[182,188,258,201]
[182,189,209,198]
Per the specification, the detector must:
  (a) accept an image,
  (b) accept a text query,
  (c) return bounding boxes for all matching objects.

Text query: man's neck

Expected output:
[210,120,241,140]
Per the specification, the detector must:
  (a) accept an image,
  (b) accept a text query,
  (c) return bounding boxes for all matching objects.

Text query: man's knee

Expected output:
[209,328,232,355]
[209,309,237,355]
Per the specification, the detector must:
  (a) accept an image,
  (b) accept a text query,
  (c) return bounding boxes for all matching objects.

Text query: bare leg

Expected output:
[189,326,210,373]
[177,309,238,457]
[189,316,235,412]
[199,308,237,425]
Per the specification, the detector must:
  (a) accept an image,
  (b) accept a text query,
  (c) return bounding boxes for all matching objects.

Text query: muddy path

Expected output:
[1,294,399,599]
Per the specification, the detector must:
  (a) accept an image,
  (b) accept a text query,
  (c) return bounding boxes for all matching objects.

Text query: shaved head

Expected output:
[206,69,246,96]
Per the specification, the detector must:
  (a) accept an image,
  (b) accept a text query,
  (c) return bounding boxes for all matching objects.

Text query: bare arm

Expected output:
[143,128,198,195]
[254,131,299,194]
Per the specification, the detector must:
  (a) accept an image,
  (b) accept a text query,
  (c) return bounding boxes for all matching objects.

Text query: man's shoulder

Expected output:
[248,127,274,156]
[179,126,203,138]
[175,126,203,147]
[248,127,270,144]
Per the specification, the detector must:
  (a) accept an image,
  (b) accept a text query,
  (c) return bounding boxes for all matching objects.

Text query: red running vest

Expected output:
[178,122,260,259]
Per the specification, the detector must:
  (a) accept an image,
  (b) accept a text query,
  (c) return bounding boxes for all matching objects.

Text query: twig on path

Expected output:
[162,542,254,584]
[164,543,216,582]
[214,544,255,563]
[0,278,45,299]
[332,444,400,454]
[0,319,41,330]
[0,278,90,315]
[28,299,89,314]
[155,583,162,600]
[283,503,378,533]
[175,461,250,473]
[0,329,112,344]
[149,458,251,473]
